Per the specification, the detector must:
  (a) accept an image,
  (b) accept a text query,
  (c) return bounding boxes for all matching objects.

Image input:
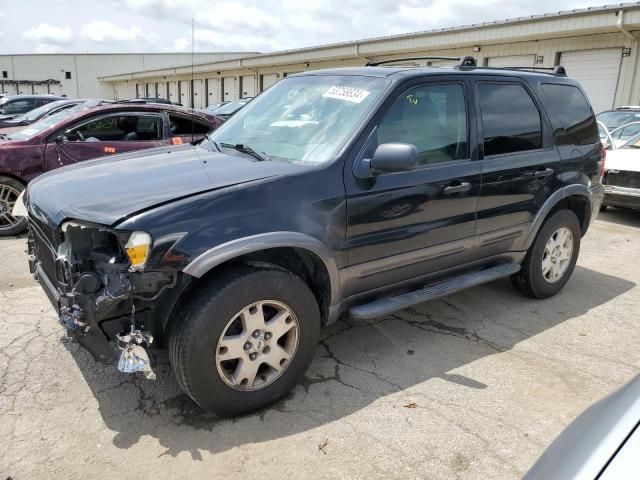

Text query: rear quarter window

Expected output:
[541,83,599,145]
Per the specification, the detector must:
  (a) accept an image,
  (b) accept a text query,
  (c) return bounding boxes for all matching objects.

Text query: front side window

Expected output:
[206,75,389,165]
[479,83,542,156]
[65,114,162,142]
[169,114,211,135]
[376,83,468,165]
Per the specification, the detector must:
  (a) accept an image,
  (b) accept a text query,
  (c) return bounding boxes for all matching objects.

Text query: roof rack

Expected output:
[365,55,477,68]
[499,66,567,76]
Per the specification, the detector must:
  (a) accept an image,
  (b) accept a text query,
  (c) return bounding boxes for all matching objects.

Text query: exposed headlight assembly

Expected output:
[125,231,153,271]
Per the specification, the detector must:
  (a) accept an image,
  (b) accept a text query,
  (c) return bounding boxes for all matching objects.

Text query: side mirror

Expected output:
[355,143,419,178]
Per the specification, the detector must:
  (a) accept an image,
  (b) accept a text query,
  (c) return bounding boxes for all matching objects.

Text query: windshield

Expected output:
[597,111,640,130]
[7,104,88,141]
[205,75,388,165]
[19,101,68,121]
[621,132,640,149]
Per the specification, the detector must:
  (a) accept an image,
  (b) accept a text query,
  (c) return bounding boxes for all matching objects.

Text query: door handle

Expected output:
[444,182,472,195]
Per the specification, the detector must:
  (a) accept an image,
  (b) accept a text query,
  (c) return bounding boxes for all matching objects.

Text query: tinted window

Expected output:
[169,114,211,135]
[542,84,598,145]
[479,83,542,156]
[2,99,36,115]
[66,114,162,141]
[376,83,468,165]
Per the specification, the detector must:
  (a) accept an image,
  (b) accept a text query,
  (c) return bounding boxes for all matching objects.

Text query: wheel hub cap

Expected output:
[215,300,300,391]
[542,227,574,283]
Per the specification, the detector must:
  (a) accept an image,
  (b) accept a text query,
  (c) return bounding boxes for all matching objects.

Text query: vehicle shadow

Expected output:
[598,208,640,228]
[68,265,635,459]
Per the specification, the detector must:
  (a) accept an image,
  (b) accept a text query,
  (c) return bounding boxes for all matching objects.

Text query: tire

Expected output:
[511,209,581,299]
[169,265,321,417]
[0,176,27,237]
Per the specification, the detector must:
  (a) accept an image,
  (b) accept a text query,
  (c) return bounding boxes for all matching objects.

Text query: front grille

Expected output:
[604,171,640,189]
[29,220,65,289]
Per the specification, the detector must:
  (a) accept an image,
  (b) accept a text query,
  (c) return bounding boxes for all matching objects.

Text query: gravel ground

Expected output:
[1,209,639,480]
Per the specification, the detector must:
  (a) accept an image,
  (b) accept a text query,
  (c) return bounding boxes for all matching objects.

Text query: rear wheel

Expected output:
[0,176,27,237]
[169,266,321,417]
[511,209,581,298]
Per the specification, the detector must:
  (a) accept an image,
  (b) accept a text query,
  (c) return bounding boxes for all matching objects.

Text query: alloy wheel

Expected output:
[0,183,21,232]
[542,227,574,283]
[215,300,300,391]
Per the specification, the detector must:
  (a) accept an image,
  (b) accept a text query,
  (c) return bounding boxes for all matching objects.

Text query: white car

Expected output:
[602,132,640,211]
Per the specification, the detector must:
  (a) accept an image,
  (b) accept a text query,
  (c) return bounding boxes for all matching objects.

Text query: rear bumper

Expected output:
[588,183,605,226]
[604,185,640,210]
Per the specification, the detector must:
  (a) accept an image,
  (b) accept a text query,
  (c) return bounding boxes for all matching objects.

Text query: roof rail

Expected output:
[499,65,567,76]
[365,56,477,68]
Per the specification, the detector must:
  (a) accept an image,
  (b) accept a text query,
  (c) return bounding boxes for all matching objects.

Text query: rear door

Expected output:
[44,112,164,170]
[474,78,562,258]
[345,78,481,296]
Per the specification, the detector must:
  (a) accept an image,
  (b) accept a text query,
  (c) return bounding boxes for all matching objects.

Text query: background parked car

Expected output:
[211,97,253,119]
[0,98,88,133]
[601,131,640,212]
[202,101,228,113]
[597,107,640,147]
[0,95,66,120]
[0,102,222,236]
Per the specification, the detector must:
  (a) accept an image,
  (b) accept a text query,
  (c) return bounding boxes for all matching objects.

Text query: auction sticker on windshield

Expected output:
[322,86,370,103]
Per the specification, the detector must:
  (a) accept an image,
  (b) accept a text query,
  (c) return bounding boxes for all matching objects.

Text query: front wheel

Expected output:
[169,266,321,416]
[511,209,581,298]
[0,176,27,237]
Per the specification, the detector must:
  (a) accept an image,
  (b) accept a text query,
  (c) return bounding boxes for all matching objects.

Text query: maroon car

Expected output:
[0,102,222,236]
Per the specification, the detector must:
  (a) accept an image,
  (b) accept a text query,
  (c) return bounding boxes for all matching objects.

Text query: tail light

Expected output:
[598,144,607,181]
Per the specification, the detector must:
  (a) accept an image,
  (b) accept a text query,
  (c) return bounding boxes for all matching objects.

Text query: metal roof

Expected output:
[101,2,640,81]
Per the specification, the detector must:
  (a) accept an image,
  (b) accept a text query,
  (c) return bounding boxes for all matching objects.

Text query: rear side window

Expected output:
[541,84,599,145]
[478,83,542,156]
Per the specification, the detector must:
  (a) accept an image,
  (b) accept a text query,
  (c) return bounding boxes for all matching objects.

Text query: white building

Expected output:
[0,52,256,100]
[97,2,640,114]
[4,4,640,114]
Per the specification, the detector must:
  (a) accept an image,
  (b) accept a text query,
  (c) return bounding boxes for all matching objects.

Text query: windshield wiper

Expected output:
[219,142,270,162]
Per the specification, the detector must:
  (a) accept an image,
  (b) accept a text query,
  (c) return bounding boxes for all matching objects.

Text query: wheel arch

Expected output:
[524,185,593,249]
[181,232,341,323]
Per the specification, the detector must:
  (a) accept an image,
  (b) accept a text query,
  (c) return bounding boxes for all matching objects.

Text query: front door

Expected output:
[345,80,481,296]
[44,112,164,171]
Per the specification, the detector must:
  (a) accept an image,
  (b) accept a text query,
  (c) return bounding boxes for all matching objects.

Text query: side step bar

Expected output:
[349,263,521,320]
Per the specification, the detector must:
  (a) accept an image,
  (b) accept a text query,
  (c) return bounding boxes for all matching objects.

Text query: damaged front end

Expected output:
[28,220,179,380]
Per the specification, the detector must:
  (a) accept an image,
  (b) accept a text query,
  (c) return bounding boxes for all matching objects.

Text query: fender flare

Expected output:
[182,231,341,305]
[523,184,594,249]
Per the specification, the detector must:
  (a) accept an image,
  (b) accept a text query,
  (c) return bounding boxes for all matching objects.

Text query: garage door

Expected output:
[192,79,204,109]
[240,75,256,98]
[179,80,191,107]
[156,82,167,99]
[260,73,279,91]
[206,78,220,105]
[222,77,237,101]
[560,49,622,114]
[136,83,145,98]
[487,55,536,68]
[168,81,179,103]
[146,82,155,97]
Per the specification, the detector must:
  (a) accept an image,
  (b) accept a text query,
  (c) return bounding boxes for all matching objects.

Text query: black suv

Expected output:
[21,57,605,416]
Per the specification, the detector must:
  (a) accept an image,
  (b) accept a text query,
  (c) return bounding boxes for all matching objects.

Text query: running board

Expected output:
[349,263,521,320]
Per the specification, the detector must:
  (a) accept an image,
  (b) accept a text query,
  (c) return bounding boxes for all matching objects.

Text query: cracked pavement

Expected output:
[1,209,640,479]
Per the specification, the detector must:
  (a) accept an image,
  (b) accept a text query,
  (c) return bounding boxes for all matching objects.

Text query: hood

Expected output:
[27,144,306,228]
[606,148,640,173]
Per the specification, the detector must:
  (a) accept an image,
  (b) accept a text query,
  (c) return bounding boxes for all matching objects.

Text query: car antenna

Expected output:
[191,17,195,144]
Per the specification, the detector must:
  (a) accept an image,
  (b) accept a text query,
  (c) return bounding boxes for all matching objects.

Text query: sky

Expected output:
[0,0,615,55]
